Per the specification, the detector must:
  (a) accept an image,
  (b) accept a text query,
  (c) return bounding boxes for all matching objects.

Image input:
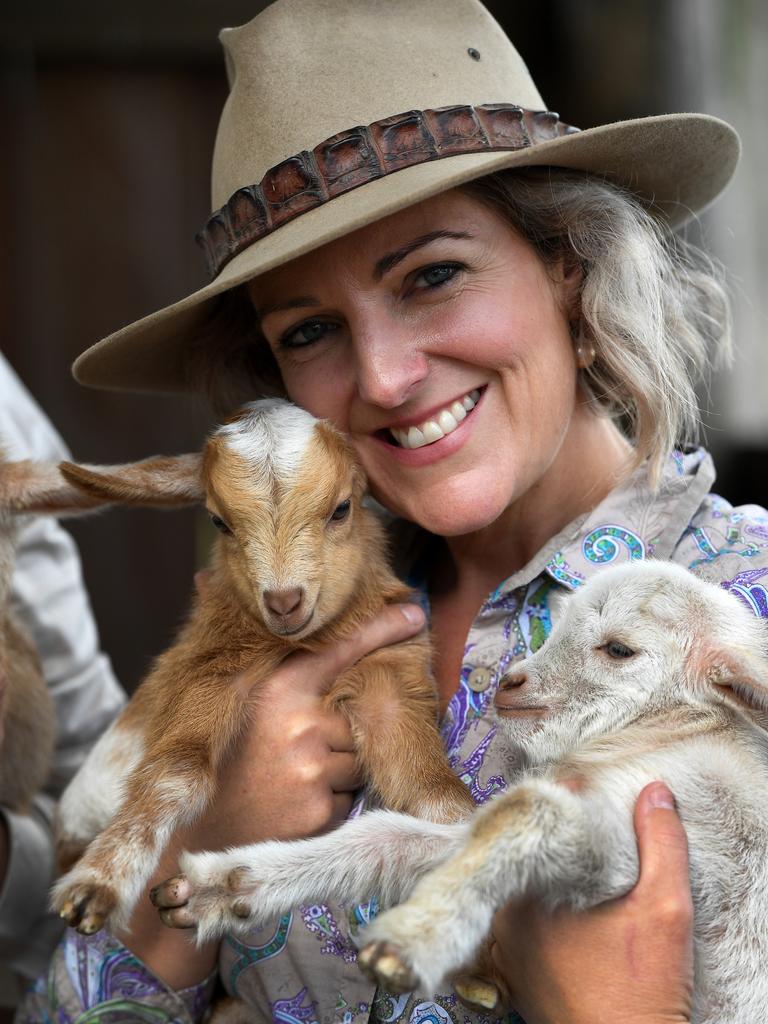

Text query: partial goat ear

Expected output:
[59,454,204,507]
[699,645,768,727]
[0,460,114,515]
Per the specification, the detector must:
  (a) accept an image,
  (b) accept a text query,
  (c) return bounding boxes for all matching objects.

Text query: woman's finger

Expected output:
[235,603,426,700]
[286,603,426,687]
[322,603,426,676]
[632,782,692,910]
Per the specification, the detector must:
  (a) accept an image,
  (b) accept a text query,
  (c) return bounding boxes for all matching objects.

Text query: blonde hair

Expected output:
[187,167,732,483]
[461,168,732,482]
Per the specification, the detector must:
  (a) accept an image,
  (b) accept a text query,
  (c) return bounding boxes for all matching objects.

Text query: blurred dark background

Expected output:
[1,0,766,696]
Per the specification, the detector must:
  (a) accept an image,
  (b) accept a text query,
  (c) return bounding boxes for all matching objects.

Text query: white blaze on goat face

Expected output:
[216,400,318,485]
[205,400,366,636]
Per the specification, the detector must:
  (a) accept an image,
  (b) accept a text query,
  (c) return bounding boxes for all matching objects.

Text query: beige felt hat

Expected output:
[73,0,740,395]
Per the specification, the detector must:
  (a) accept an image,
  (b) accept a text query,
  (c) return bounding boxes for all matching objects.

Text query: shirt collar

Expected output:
[540,448,717,591]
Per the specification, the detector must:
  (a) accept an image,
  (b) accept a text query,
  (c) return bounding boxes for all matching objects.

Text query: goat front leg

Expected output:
[151,810,469,944]
[51,748,219,934]
[358,780,618,996]
[51,670,248,935]
[334,643,475,823]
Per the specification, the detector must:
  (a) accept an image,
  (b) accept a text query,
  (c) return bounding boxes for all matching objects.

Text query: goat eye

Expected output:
[330,499,351,523]
[209,513,232,535]
[603,640,636,659]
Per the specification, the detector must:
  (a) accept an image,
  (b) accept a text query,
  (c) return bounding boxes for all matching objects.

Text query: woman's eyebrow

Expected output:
[373,230,474,281]
[257,295,321,320]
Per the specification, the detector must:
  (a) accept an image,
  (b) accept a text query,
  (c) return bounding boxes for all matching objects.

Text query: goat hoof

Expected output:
[158,905,197,929]
[57,882,116,933]
[357,941,417,992]
[58,900,77,924]
[79,912,106,935]
[231,899,253,919]
[150,873,191,909]
[453,976,500,1012]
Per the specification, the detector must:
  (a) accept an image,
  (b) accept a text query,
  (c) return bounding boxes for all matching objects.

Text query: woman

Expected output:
[20,1,768,1022]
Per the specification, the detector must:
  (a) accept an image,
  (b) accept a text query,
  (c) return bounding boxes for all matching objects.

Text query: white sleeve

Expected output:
[0,354,126,977]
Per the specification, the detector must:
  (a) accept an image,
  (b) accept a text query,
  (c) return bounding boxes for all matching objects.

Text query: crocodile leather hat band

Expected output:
[72,0,740,395]
[197,104,578,280]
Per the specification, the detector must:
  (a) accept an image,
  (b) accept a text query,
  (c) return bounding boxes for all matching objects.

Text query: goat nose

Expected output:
[498,672,527,690]
[264,587,304,617]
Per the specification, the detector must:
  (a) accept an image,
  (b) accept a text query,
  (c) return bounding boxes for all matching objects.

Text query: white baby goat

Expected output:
[153,559,768,1024]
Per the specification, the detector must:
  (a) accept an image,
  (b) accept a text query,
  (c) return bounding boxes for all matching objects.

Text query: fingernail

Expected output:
[648,782,676,810]
[399,603,425,626]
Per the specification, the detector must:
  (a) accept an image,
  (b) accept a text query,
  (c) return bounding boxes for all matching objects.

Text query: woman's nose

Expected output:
[353,325,429,409]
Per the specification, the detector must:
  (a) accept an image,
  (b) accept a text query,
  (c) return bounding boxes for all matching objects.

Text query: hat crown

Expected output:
[212,0,545,209]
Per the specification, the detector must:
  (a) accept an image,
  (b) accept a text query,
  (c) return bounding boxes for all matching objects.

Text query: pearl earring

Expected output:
[575,342,597,368]
[571,320,596,368]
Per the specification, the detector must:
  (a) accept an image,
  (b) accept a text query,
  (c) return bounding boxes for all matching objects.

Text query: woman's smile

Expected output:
[372,386,485,465]
[385,386,482,450]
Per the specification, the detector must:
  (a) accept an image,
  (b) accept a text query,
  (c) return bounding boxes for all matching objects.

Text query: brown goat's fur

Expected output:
[49,402,472,935]
[0,609,55,812]
[0,495,55,814]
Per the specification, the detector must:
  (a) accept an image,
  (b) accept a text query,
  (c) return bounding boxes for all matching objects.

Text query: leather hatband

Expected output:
[196,103,579,280]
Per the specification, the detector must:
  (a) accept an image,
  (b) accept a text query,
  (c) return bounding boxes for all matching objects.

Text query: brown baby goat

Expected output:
[45,399,472,934]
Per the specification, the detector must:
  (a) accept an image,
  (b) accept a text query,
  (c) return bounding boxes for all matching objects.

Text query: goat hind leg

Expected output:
[337,652,475,823]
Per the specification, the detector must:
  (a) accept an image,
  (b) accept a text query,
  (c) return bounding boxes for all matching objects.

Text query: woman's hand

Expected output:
[489,782,694,1024]
[117,600,426,989]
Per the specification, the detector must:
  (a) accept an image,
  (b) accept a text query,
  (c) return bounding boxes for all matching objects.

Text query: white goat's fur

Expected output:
[56,722,145,852]
[167,561,768,1024]
[216,399,317,482]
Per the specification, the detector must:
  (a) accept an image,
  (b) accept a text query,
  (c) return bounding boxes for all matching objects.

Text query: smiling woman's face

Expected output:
[247,189,585,537]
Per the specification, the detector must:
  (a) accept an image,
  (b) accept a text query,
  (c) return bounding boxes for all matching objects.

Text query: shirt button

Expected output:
[467,666,492,692]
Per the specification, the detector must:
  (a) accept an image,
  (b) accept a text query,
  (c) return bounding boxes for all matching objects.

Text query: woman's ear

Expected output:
[555,253,584,319]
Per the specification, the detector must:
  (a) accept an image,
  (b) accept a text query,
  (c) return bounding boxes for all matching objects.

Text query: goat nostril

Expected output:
[499,673,527,690]
[264,587,304,617]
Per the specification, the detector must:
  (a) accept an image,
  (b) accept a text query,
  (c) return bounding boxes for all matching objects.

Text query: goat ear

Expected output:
[59,454,204,507]
[0,460,114,515]
[701,646,768,726]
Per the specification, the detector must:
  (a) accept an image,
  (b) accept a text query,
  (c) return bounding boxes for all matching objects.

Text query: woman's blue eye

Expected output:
[282,320,335,348]
[417,264,460,288]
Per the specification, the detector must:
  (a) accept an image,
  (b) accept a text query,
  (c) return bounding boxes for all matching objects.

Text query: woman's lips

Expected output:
[370,386,486,466]
[388,388,481,449]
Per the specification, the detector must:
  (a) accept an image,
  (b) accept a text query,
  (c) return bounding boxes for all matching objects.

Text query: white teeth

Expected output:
[407,426,425,448]
[422,421,445,443]
[389,388,482,449]
[437,410,458,433]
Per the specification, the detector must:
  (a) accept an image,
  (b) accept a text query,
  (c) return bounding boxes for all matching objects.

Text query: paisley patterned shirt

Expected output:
[18,449,768,1024]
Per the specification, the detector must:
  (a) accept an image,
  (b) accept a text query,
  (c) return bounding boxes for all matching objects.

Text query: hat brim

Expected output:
[74,112,739,394]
